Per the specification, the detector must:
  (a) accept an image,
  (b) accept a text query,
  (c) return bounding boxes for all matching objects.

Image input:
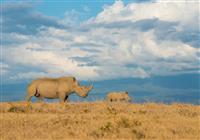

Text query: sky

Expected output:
[1,0,200,103]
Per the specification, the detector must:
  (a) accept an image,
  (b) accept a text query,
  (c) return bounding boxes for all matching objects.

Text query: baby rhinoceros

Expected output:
[106,91,132,102]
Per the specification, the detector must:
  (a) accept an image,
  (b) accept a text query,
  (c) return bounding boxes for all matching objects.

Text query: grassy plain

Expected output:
[0,102,199,140]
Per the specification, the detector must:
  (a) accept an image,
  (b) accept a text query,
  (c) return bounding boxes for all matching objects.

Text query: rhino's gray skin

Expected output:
[106,91,132,102]
[26,76,93,103]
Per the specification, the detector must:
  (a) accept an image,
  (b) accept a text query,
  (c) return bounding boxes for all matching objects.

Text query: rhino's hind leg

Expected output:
[35,92,40,97]
[64,95,69,102]
[26,85,36,102]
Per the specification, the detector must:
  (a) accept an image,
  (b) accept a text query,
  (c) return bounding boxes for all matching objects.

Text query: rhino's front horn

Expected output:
[89,83,93,90]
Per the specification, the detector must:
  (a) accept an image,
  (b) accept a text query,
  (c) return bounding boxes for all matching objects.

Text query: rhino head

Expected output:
[74,83,93,98]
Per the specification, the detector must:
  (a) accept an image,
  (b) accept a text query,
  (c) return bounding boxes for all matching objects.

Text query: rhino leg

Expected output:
[35,92,40,97]
[25,94,33,102]
[26,84,37,102]
[37,96,44,102]
[64,95,69,102]
[58,92,66,103]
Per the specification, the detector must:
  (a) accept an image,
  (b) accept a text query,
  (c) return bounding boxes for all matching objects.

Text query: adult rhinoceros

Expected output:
[26,76,93,103]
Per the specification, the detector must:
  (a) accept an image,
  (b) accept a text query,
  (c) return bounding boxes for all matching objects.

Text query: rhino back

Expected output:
[37,77,76,98]
[37,79,59,98]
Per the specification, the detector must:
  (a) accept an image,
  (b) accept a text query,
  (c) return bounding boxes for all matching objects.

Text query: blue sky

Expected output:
[1,0,199,103]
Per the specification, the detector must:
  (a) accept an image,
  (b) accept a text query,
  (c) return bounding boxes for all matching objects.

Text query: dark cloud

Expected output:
[70,56,101,67]
[2,3,65,35]
[71,42,103,48]
[84,18,177,31]
[154,22,200,48]
[70,56,92,62]
[80,48,102,53]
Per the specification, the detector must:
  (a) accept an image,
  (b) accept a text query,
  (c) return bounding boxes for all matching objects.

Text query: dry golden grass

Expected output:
[0,102,199,140]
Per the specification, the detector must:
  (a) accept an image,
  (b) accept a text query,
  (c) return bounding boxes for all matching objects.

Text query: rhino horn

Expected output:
[89,83,93,90]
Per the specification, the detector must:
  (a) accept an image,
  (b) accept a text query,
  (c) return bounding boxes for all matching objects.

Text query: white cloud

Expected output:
[4,42,98,80]
[95,0,198,29]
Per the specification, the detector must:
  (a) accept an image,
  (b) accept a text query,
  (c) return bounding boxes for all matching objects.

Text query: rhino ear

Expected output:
[125,91,128,94]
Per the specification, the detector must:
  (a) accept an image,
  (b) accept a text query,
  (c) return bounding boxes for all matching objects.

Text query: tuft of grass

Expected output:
[107,106,117,115]
[118,117,131,128]
[68,131,75,136]
[90,130,104,138]
[132,129,145,139]
[178,108,198,117]
[133,120,142,126]
[83,108,89,113]
[138,110,147,114]
[100,122,113,132]
[8,106,26,113]
[91,122,114,138]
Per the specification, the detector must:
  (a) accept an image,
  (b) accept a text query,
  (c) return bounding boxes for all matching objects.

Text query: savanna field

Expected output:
[0,102,199,140]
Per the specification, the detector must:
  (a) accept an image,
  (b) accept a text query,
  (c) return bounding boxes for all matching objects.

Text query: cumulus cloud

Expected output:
[95,0,198,29]
[4,41,98,80]
[2,0,199,81]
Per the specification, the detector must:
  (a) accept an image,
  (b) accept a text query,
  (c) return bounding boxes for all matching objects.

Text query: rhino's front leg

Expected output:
[37,96,44,102]
[25,94,33,102]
